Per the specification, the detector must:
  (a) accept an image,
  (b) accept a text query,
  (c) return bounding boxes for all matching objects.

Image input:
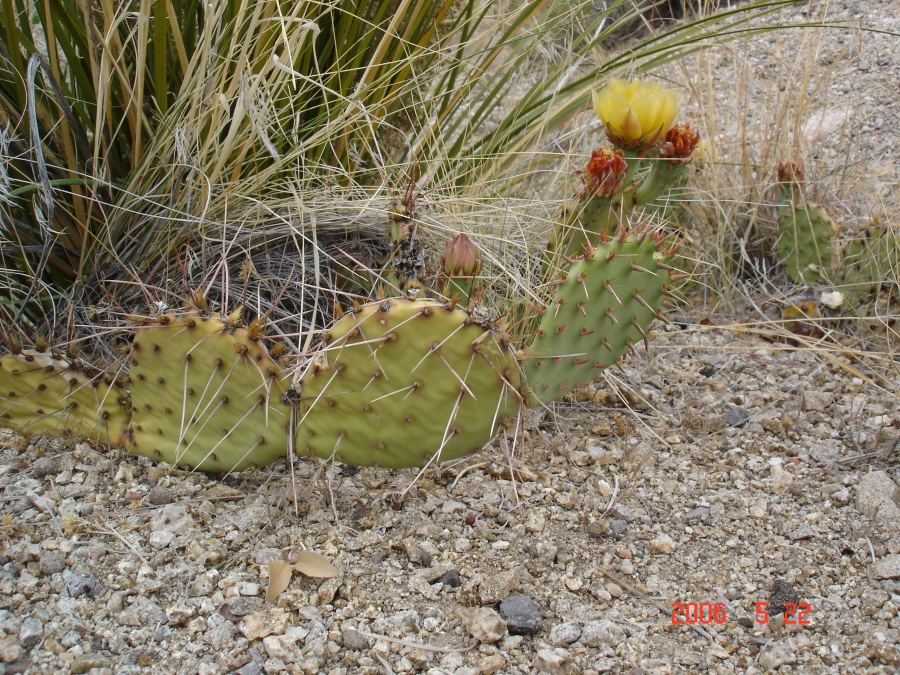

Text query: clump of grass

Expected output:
[1,0,812,335]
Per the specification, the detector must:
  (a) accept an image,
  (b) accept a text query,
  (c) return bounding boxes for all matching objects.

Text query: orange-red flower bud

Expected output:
[582,147,628,198]
[659,122,700,162]
[776,161,804,185]
[442,233,482,277]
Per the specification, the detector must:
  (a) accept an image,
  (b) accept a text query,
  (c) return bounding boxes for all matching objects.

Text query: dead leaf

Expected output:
[293,551,338,578]
[265,560,293,602]
[782,301,824,339]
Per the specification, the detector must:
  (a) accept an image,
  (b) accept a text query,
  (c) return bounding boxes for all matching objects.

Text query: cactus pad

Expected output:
[0,350,131,445]
[841,225,900,302]
[129,312,291,472]
[523,231,670,405]
[776,202,837,285]
[295,298,522,468]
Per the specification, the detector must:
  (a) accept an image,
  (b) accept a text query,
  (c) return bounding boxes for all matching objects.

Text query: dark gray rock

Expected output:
[341,628,370,651]
[723,407,750,427]
[66,573,100,599]
[499,595,542,635]
[609,520,628,535]
[435,569,461,588]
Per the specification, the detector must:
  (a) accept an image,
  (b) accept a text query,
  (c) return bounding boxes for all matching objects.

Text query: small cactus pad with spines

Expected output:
[776,202,837,285]
[523,231,670,405]
[0,350,131,445]
[129,311,291,472]
[295,298,522,468]
[841,225,900,302]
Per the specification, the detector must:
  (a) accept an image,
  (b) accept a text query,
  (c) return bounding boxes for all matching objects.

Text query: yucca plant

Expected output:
[0,0,806,332]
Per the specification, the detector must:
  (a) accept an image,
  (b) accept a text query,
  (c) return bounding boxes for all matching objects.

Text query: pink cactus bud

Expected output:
[442,233,482,277]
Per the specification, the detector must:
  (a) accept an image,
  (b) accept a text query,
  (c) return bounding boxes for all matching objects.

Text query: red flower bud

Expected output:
[776,161,804,185]
[659,122,700,163]
[442,233,482,277]
[582,147,628,198]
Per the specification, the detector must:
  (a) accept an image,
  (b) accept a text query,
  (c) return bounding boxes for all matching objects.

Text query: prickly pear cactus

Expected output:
[523,230,672,405]
[841,225,900,302]
[129,311,291,472]
[0,349,131,445]
[776,202,838,285]
[295,298,522,468]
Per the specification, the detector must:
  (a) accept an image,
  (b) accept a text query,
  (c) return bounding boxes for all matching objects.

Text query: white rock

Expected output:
[820,290,844,309]
[524,512,545,533]
[871,554,900,580]
[148,530,176,550]
[749,502,768,519]
[771,464,794,493]
[758,640,797,670]
[532,648,571,674]
[263,634,302,663]
[649,534,676,555]
[548,621,581,645]
[580,620,625,648]
[239,582,261,597]
[875,499,900,528]
[150,503,194,534]
[857,471,900,519]
[240,608,289,640]
[459,607,506,643]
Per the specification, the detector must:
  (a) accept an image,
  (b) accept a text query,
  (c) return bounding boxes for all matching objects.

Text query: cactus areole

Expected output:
[295,298,522,468]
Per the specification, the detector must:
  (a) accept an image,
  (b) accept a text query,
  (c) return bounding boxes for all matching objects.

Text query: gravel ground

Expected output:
[2,320,900,675]
[2,2,900,675]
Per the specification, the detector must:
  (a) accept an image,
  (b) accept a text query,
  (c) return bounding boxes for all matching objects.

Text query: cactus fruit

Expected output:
[775,202,838,285]
[295,298,522,468]
[0,349,131,445]
[523,229,672,405]
[441,233,483,304]
[129,311,291,472]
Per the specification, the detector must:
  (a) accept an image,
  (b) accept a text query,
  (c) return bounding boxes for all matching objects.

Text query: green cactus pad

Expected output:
[295,298,522,468]
[841,226,900,302]
[0,350,131,445]
[129,312,291,472]
[523,231,670,405]
[776,202,837,285]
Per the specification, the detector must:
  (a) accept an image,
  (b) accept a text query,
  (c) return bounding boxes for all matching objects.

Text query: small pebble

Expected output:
[146,485,173,505]
[549,621,581,645]
[31,456,58,478]
[39,550,66,575]
[499,596,542,635]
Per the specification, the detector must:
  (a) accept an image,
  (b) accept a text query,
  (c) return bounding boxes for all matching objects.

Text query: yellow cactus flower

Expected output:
[592,79,680,151]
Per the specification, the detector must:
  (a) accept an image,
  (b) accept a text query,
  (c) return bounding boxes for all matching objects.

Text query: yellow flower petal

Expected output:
[591,78,681,150]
